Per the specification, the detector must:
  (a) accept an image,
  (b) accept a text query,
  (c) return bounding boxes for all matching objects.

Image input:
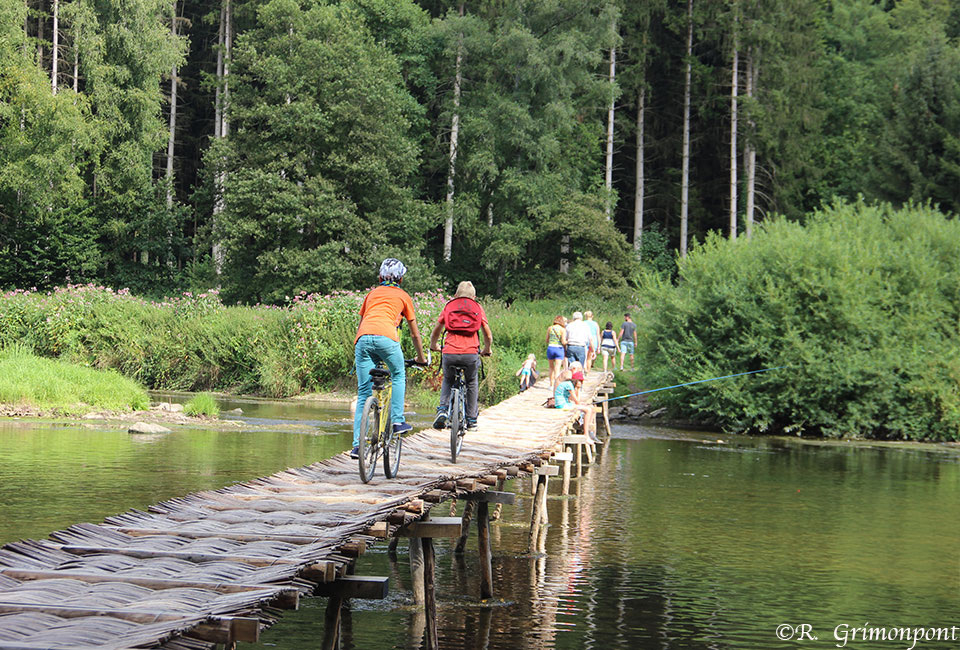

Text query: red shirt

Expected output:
[439,299,488,355]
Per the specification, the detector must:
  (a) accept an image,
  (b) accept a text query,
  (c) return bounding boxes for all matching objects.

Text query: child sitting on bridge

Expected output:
[554,369,597,441]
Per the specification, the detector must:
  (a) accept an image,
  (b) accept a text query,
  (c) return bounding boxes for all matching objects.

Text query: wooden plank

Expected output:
[536,465,560,476]
[562,434,591,444]
[0,568,298,609]
[193,616,261,644]
[0,604,259,643]
[302,560,339,583]
[552,451,574,462]
[112,525,325,545]
[365,521,389,538]
[398,516,463,539]
[57,544,298,567]
[314,575,389,600]
[461,490,516,505]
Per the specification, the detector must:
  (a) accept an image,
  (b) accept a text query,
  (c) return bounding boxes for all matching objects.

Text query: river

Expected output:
[0,397,957,649]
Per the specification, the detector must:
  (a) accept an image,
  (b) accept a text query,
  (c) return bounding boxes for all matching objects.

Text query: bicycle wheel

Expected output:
[383,413,402,479]
[449,387,463,463]
[358,396,379,483]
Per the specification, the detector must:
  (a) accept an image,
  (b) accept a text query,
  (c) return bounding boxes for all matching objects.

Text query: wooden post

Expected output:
[527,475,546,553]
[388,536,399,556]
[422,537,439,650]
[455,499,475,554]
[322,596,343,650]
[477,501,493,599]
[409,537,425,605]
[601,398,612,437]
[555,450,573,496]
[576,443,583,477]
[492,477,505,521]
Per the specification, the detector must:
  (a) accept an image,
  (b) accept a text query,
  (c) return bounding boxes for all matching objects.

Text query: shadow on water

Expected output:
[2,402,958,649]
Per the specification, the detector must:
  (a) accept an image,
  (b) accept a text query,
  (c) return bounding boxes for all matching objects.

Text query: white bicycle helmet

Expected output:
[378,258,407,282]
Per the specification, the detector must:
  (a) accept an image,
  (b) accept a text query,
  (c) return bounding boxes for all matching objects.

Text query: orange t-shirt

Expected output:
[355,285,416,343]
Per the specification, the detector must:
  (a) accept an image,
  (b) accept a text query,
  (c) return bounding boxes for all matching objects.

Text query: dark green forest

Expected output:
[3,0,959,302]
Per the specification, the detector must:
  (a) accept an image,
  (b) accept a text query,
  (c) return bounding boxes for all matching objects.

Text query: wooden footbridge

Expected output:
[0,372,615,650]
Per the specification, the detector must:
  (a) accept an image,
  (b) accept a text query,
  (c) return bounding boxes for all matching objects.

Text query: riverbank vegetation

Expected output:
[184,393,220,417]
[636,202,960,442]
[0,284,630,405]
[0,346,149,413]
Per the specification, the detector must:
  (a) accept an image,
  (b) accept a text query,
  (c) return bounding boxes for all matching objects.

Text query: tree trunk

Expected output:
[166,0,178,209]
[744,48,758,240]
[634,85,645,256]
[728,5,739,240]
[604,45,616,220]
[51,0,58,93]
[560,235,569,274]
[212,0,231,275]
[443,2,465,262]
[72,30,78,93]
[37,0,44,67]
[679,0,693,258]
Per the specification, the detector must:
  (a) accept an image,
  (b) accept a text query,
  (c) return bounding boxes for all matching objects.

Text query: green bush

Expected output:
[0,284,637,405]
[0,345,149,412]
[635,200,960,441]
[184,393,220,417]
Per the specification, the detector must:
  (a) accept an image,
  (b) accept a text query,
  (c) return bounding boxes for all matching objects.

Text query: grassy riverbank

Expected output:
[0,285,636,406]
[0,346,149,413]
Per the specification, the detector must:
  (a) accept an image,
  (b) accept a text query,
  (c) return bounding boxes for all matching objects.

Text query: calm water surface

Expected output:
[0,402,957,649]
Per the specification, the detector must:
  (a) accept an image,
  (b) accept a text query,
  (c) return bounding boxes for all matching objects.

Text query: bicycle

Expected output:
[357,356,428,483]
[446,365,468,463]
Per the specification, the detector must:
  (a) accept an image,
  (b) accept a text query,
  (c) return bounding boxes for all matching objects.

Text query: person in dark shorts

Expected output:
[618,313,637,371]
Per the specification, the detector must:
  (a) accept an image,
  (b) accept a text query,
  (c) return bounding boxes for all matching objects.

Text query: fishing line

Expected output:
[597,366,787,403]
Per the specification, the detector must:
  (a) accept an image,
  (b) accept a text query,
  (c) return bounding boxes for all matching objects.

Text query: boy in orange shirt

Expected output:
[352,258,428,458]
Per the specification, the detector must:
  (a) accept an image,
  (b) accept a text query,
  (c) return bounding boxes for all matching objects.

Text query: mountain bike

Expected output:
[358,357,428,483]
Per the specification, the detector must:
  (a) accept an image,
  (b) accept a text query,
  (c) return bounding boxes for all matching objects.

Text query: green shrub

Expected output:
[635,200,960,441]
[184,393,220,417]
[0,345,149,412]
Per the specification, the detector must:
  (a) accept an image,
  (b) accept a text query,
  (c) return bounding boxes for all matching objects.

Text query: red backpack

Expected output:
[442,297,483,334]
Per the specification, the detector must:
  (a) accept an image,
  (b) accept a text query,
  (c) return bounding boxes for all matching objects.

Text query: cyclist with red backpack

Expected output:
[429,281,493,432]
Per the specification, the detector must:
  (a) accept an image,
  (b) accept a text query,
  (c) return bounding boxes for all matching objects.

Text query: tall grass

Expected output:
[0,284,639,405]
[0,344,149,412]
[184,393,220,417]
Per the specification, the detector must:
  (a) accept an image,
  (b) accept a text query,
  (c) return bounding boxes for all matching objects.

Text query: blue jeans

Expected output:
[354,335,405,446]
[566,344,587,366]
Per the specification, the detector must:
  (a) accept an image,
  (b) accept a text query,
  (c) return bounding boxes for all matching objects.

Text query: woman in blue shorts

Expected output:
[546,316,567,392]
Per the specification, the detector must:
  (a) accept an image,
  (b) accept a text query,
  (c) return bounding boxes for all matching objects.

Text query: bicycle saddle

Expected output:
[369,368,391,379]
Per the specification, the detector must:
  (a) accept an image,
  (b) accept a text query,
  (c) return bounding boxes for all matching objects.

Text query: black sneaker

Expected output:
[466,418,478,432]
[433,408,448,429]
[349,446,359,459]
[393,422,412,435]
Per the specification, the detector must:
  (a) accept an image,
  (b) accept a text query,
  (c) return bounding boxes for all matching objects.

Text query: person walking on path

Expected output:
[618,313,637,371]
[352,258,428,459]
[565,311,591,368]
[599,321,619,373]
[546,316,567,392]
[584,310,600,372]
[429,281,493,432]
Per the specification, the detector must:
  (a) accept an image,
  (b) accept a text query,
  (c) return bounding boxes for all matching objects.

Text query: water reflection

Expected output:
[253,424,959,650]
[1,409,957,649]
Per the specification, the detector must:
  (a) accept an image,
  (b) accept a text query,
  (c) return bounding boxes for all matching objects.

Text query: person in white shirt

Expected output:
[564,311,590,368]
